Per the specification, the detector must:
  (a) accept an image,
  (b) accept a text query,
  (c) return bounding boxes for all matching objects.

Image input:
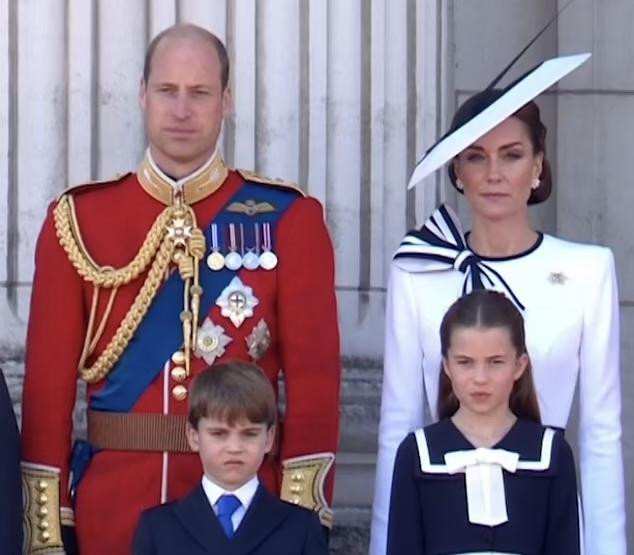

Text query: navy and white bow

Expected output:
[393,204,525,310]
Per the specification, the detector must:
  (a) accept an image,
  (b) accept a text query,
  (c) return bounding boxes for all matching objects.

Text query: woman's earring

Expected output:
[531,177,540,190]
[456,179,464,191]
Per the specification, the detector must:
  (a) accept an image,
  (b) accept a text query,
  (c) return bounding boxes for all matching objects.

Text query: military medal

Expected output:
[216,276,259,328]
[206,224,225,271]
[194,317,232,364]
[225,223,243,271]
[259,222,278,270]
[242,223,260,270]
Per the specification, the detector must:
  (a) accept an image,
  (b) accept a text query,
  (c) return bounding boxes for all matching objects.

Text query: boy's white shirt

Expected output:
[202,474,259,531]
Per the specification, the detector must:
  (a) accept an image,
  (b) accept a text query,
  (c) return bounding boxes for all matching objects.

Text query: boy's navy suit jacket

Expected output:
[133,483,328,555]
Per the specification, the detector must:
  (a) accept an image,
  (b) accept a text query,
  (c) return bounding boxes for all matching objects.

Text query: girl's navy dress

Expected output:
[387,418,579,555]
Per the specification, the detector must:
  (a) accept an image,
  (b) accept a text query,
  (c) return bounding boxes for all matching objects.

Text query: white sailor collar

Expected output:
[413,418,557,527]
[414,418,557,477]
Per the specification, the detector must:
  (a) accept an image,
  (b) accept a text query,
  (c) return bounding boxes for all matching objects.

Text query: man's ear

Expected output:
[222,86,233,118]
[186,423,200,452]
[139,79,147,112]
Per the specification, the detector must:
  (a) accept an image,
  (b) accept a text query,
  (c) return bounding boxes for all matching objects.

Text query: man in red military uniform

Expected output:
[21,24,340,555]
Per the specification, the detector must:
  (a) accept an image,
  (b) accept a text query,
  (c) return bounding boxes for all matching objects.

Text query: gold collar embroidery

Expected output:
[137,149,229,205]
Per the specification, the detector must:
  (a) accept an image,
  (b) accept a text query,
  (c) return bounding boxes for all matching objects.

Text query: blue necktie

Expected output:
[217,494,241,538]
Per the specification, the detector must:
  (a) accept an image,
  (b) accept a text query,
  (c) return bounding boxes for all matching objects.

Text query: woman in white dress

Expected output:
[370,66,626,554]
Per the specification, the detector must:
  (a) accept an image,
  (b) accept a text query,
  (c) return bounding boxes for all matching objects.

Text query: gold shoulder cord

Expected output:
[53,194,205,383]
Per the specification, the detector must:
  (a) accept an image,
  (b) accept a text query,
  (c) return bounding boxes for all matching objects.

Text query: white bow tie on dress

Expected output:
[444,447,520,527]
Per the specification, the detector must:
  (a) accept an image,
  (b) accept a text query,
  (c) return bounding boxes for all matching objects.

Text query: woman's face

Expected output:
[453,117,543,221]
[443,325,527,420]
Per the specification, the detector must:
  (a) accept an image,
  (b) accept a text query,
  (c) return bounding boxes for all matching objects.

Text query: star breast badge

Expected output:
[216,276,259,328]
[194,318,232,365]
[246,319,271,361]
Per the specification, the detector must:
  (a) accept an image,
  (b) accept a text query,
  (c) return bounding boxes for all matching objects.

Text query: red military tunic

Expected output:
[21,151,340,555]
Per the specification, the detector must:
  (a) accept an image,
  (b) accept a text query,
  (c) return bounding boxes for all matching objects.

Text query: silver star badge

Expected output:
[194,318,232,365]
[216,276,259,328]
[246,319,271,360]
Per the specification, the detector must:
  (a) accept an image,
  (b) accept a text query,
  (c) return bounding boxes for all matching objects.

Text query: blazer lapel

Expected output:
[174,485,231,553]
[229,486,290,554]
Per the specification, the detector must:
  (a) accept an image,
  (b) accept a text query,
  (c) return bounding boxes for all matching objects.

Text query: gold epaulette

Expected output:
[237,169,306,197]
[280,452,335,528]
[22,462,67,553]
[55,172,132,202]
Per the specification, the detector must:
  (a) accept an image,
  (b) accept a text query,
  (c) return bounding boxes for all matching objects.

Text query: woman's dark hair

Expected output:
[447,89,552,205]
[437,290,541,422]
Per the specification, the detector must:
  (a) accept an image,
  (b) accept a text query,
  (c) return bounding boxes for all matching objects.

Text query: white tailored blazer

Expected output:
[370,207,626,555]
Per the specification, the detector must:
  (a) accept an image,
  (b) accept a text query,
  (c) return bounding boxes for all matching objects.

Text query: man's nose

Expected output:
[173,93,191,119]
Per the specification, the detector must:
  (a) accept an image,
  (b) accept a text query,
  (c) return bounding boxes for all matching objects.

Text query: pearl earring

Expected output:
[456,179,464,191]
[531,177,540,190]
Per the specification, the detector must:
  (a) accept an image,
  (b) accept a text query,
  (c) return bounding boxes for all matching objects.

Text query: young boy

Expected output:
[132,361,328,555]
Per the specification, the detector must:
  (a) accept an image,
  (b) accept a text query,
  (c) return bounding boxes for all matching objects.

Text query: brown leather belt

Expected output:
[87,410,192,453]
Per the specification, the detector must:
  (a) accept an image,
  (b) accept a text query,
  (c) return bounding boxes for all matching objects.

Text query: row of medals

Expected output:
[206,222,278,272]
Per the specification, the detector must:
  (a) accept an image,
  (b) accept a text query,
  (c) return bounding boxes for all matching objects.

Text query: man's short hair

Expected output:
[188,361,277,429]
[143,23,230,90]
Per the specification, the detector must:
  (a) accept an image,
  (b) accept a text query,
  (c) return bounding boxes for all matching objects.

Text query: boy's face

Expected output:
[187,416,275,491]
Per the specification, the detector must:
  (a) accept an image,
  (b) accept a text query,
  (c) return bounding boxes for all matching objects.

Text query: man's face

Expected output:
[139,37,231,178]
[187,416,275,491]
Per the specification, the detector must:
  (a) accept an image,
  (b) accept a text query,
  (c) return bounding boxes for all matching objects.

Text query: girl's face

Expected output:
[443,325,527,419]
[453,116,543,221]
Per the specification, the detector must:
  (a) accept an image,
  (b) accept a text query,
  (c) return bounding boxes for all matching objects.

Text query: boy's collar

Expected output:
[202,474,259,509]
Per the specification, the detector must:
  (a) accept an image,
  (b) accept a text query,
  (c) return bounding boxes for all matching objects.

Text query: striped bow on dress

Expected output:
[392,204,525,310]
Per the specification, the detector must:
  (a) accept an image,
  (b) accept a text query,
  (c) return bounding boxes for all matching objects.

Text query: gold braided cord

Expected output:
[77,286,101,372]
[88,286,119,355]
[79,237,173,383]
[53,194,172,287]
[53,191,205,384]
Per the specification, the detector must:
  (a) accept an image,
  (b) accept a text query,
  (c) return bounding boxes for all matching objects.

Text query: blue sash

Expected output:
[89,182,299,412]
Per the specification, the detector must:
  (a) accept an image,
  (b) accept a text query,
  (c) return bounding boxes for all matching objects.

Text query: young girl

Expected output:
[387,290,580,555]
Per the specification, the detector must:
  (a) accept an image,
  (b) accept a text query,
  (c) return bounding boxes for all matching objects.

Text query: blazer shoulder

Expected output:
[138,500,179,526]
[542,234,613,264]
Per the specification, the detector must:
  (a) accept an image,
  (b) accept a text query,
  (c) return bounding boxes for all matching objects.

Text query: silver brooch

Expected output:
[548,272,568,285]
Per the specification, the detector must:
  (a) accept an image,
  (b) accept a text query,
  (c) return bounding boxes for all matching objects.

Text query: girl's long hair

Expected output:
[437,290,541,423]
